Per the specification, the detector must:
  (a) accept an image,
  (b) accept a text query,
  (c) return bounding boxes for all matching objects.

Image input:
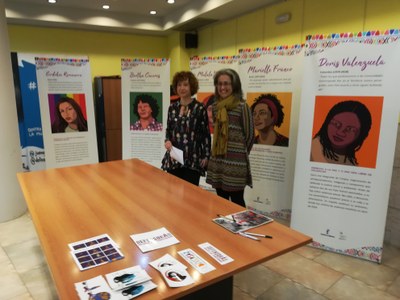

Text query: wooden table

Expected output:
[17,159,311,299]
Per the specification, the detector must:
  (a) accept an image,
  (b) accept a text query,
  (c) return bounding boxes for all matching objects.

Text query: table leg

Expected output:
[179,276,233,299]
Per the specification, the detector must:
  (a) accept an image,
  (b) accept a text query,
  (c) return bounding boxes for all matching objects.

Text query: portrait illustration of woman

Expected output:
[131,93,162,131]
[51,97,88,133]
[251,93,288,146]
[202,93,215,134]
[311,100,372,166]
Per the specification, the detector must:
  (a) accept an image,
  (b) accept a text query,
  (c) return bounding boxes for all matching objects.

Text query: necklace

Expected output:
[179,99,192,116]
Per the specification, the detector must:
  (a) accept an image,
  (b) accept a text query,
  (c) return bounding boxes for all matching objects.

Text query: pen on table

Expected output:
[244,232,273,239]
[239,232,260,241]
[217,214,238,223]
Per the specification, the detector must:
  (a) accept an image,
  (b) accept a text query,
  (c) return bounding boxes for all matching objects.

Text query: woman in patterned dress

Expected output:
[206,69,255,207]
[161,71,211,185]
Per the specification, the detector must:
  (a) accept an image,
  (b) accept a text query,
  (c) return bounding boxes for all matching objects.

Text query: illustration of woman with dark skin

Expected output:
[51,97,88,133]
[165,270,186,282]
[131,94,163,131]
[203,93,215,133]
[311,100,372,166]
[250,93,289,146]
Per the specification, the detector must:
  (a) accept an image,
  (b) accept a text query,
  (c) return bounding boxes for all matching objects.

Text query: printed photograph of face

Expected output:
[49,94,88,134]
[310,96,383,168]
[247,92,292,147]
[130,92,163,131]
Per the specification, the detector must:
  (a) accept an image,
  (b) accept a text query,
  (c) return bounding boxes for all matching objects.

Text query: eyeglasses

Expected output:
[217,81,232,87]
[329,119,359,134]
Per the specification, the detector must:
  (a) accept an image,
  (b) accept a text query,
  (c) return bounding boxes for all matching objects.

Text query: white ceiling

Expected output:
[4,0,283,35]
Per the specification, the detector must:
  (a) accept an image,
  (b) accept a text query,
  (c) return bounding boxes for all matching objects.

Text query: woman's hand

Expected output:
[200,158,208,168]
[165,140,172,151]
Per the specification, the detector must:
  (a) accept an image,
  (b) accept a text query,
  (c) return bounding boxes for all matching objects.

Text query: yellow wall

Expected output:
[8,25,169,80]
[195,0,400,57]
[8,0,400,79]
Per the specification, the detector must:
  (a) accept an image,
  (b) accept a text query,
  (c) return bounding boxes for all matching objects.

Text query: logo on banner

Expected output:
[321,229,335,238]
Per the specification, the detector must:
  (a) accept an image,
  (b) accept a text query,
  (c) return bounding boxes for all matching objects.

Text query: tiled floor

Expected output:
[0,212,399,300]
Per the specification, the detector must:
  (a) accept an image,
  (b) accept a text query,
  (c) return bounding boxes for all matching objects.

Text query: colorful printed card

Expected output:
[75,275,114,300]
[178,248,215,274]
[75,275,157,299]
[105,266,152,290]
[213,210,273,233]
[70,241,124,271]
[68,233,117,251]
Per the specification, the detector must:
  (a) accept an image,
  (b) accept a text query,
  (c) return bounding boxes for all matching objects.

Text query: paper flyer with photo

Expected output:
[149,253,187,271]
[130,227,179,253]
[75,274,157,299]
[105,266,152,290]
[159,266,194,288]
[35,55,98,168]
[150,254,193,287]
[75,275,114,300]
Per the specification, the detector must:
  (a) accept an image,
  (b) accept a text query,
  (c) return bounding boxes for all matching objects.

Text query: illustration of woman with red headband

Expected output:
[250,93,289,147]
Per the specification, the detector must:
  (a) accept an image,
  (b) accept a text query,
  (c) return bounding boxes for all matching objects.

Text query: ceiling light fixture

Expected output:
[150,10,157,15]
[166,0,175,4]
[102,5,110,10]
[48,0,57,3]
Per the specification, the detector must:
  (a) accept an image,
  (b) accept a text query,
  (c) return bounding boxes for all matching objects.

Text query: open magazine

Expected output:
[213,210,273,233]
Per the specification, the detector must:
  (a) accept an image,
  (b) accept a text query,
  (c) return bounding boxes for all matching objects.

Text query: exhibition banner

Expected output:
[35,56,98,168]
[239,46,304,219]
[190,56,239,191]
[190,55,239,98]
[13,53,46,171]
[291,30,400,262]
[121,58,170,168]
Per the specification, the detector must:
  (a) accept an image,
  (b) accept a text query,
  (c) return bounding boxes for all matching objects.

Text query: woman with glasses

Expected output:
[206,68,254,207]
[311,100,372,166]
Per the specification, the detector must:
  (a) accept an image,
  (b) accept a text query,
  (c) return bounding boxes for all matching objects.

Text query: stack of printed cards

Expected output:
[75,266,157,299]
[105,266,156,292]
[150,254,194,287]
[105,266,157,298]
[69,234,124,271]
[130,227,180,253]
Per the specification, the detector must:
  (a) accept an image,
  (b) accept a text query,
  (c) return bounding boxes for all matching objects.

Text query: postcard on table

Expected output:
[130,227,179,253]
[71,241,124,271]
[105,266,152,290]
[213,210,273,233]
[149,253,187,271]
